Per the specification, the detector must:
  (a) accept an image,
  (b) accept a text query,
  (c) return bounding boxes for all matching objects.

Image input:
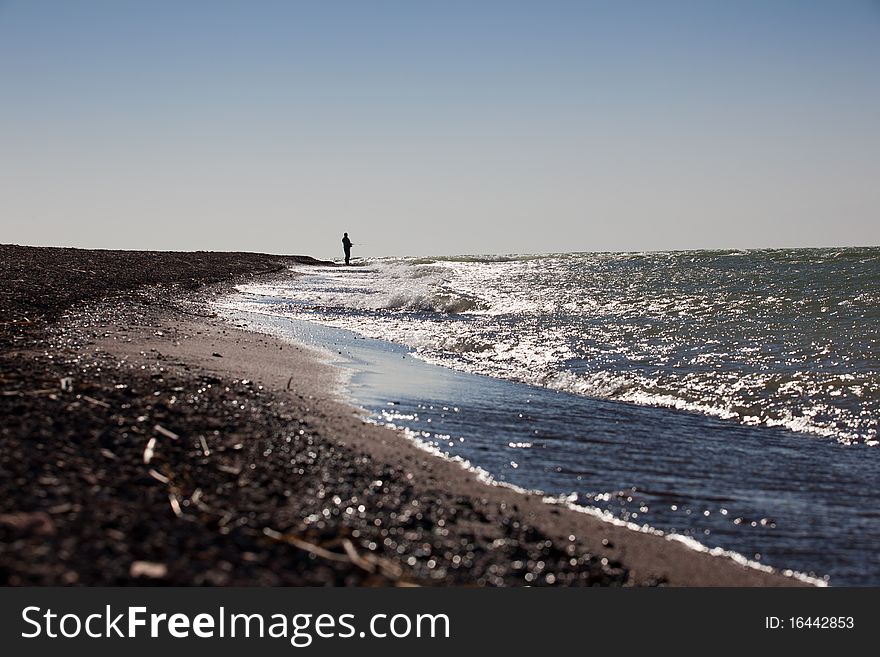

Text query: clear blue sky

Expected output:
[2,0,878,258]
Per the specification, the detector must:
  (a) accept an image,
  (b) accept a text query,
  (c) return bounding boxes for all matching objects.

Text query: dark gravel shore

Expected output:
[0,245,626,585]
[0,245,806,586]
[1,244,326,323]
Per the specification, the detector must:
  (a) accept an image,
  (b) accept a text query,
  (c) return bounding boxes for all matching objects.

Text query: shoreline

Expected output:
[0,245,812,586]
[216,309,824,587]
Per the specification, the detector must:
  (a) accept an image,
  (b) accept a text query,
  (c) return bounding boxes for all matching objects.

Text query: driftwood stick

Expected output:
[81,394,110,408]
[143,437,157,464]
[154,424,179,440]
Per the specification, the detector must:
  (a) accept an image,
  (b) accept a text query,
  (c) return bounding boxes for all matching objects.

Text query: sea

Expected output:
[218,248,879,585]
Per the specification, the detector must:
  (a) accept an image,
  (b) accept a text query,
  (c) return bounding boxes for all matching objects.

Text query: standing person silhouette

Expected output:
[342,232,353,265]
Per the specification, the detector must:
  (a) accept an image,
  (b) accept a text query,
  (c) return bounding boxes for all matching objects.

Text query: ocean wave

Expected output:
[408,351,876,446]
[377,290,482,314]
[242,262,485,315]
[403,253,552,265]
[224,248,880,445]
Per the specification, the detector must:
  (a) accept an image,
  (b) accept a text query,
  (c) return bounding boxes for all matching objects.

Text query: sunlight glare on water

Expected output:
[226,248,880,445]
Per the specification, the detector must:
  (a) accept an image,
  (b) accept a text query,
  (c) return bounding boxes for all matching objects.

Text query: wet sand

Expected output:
[0,245,809,586]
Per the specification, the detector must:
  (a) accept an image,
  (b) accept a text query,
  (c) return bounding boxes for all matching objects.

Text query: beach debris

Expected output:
[199,435,211,456]
[342,538,380,574]
[99,448,117,460]
[190,488,210,511]
[148,468,170,484]
[143,437,157,464]
[106,528,126,542]
[17,388,58,396]
[154,424,179,440]
[0,316,33,326]
[47,503,75,515]
[0,511,55,536]
[81,394,110,408]
[168,493,183,517]
[262,528,404,580]
[129,561,168,579]
[212,352,223,358]
[59,377,73,392]
[263,528,350,563]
